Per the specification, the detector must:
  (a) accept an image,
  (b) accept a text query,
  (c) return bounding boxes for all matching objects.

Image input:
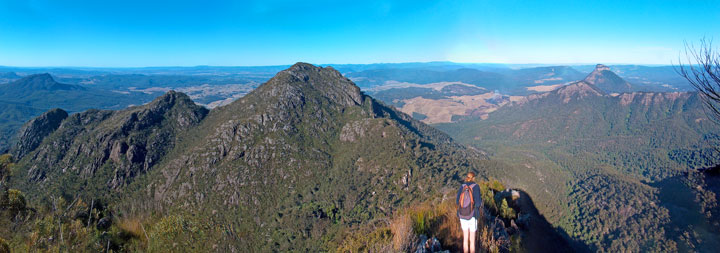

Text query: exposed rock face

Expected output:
[13,91,208,190]
[11,108,68,159]
[618,91,691,106]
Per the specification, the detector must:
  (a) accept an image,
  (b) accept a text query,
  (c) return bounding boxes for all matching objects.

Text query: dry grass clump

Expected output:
[340,186,510,252]
[115,216,149,246]
[388,198,474,252]
[390,212,415,251]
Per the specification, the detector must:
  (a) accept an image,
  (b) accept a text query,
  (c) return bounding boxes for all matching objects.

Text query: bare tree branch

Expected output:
[675,38,720,124]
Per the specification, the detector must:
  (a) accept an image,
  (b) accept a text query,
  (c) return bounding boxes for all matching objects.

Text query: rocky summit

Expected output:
[583,64,633,93]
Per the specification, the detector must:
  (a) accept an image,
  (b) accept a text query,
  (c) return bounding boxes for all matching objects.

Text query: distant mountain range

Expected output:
[0,62,691,152]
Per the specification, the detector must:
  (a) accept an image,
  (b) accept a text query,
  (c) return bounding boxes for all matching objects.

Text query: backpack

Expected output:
[458,183,476,219]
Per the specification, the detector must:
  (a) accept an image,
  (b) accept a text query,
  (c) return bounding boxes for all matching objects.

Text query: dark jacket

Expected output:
[456,182,482,219]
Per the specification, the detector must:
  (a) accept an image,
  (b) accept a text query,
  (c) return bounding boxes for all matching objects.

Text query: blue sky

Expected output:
[0,0,718,67]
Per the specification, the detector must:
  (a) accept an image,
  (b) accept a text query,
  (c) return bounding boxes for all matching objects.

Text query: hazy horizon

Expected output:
[1,0,718,67]
[0,61,680,69]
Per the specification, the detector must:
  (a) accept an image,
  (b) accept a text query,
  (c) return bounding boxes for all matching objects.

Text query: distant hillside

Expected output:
[10,63,501,251]
[350,65,587,95]
[436,80,720,251]
[0,72,20,83]
[347,67,512,90]
[0,74,158,151]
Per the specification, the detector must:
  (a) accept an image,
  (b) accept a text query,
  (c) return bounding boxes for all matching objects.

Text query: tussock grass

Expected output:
[115,216,149,246]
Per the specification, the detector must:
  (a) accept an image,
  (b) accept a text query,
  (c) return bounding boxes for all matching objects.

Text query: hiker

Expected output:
[456,172,481,253]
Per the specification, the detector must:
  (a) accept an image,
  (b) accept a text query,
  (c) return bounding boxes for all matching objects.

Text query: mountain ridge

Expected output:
[11,62,489,251]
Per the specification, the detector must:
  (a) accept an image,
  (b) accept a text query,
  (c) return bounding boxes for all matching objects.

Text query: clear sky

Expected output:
[0,0,718,67]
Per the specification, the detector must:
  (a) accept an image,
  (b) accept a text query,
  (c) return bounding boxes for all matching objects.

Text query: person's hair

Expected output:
[465,172,476,182]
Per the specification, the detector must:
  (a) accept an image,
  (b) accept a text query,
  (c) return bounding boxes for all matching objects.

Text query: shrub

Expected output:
[499,199,516,220]
[479,183,497,213]
[0,237,8,253]
[7,189,26,215]
[0,154,14,183]
[147,214,209,252]
[337,227,393,252]
[489,178,505,192]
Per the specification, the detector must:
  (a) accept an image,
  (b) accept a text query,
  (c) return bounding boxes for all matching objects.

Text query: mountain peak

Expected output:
[582,64,632,93]
[553,81,605,103]
[139,90,208,128]
[20,73,55,85]
[595,64,610,71]
[249,62,364,108]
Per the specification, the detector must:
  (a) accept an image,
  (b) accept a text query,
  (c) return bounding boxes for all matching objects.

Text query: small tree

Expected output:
[480,184,497,213]
[0,154,14,184]
[499,199,515,220]
[0,237,9,253]
[7,189,26,215]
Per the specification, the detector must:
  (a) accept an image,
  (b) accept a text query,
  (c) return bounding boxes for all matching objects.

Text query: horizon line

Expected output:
[0,61,676,69]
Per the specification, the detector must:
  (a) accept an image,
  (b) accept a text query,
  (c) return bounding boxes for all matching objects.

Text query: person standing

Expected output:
[456,172,482,253]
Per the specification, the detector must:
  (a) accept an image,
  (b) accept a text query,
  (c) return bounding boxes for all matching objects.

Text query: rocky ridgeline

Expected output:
[12,91,208,191]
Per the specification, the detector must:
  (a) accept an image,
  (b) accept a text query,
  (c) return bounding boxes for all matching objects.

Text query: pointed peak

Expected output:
[552,81,605,103]
[146,90,197,108]
[282,62,344,79]
[583,64,633,93]
[288,62,318,71]
[251,63,364,107]
[19,73,55,82]
[557,81,604,94]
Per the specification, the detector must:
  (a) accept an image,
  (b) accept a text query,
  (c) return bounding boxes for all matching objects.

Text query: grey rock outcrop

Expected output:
[11,108,68,159]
